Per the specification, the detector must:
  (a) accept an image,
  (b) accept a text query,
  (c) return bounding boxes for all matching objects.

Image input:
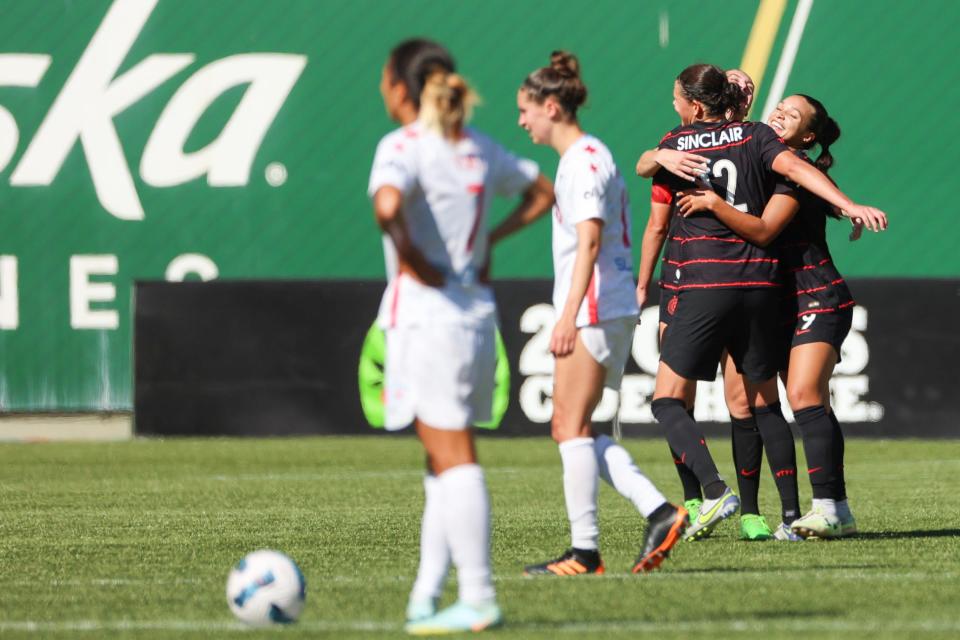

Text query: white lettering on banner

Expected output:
[3,0,306,220]
[70,255,119,329]
[142,54,307,187]
[518,304,554,375]
[165,254,219,282]
[518,375,553,423]
[0,256,18,329]
[0,55,52,173]
[517,303,884,425]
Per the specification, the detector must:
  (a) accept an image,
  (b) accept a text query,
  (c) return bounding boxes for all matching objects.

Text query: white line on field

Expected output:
[2,618,958,634]
[760,0,814,122]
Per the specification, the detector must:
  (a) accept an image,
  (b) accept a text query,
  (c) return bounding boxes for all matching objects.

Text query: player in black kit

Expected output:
[677,93,873,539]
[641,64,887,541]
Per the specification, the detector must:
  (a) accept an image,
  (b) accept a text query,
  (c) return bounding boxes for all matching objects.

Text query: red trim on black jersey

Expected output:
[675,281,780,290]
[666,258,778,267]
[685,135,753,154]
[789,258,831,273]
[672,235,746,244]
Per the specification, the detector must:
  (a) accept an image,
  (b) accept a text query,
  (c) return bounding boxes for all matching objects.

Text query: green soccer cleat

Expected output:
[791,507,842,539]
[405,600,503,635]
[684,488,740,541]
[740,514,774,541]
[684,498,703,524]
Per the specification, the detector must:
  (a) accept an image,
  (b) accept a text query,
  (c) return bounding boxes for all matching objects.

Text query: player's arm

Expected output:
[489,174,555,245]
[636,148,708,180]
[676,189,799,247]
[771,150,888,232]
[373,186,444,286]
[636,201,671,308]
[551,219,602,357]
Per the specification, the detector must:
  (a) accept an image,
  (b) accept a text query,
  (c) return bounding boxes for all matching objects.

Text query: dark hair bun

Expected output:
[550,50,580,79]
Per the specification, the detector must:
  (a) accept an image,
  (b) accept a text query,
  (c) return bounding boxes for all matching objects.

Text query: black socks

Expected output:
[794,404,841,501]
[731,415,763,515]
[670,408,704,502]
[828,410,847,501]
[753,402,800,524]
[653,398,724,497]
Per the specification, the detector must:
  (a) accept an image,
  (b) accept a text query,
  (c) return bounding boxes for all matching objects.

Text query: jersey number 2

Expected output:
[712,159,748,212]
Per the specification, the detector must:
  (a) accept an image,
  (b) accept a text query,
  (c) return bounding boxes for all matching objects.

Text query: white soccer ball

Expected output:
[226,549,306,626]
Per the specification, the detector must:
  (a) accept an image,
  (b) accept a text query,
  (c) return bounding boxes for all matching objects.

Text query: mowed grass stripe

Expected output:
[0,437,957,639]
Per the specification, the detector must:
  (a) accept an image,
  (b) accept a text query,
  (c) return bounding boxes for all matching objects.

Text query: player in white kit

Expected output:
[369,39,554,635]
[516,51,688,577]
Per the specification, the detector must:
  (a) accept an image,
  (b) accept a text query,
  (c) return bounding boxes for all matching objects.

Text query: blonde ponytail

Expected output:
[418,70,479,137]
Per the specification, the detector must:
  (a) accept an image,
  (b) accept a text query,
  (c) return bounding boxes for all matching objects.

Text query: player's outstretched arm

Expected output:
[677,190,798,247]
[636,148,708,181]
[373,185,444,286]
[771,151,888,232]
[489,174,555,245]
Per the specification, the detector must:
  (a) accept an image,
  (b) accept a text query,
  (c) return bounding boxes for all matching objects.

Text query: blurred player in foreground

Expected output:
[369,38,553,634]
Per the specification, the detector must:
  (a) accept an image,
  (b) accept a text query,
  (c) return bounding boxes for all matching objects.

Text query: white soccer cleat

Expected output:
[405,600,502,635]
[773,522,804,542]
[791,507,842,539]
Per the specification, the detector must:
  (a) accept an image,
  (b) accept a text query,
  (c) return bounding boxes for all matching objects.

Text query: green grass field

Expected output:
[1,435,958,639]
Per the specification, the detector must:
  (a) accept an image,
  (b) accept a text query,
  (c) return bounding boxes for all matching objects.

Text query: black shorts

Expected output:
[787,306,853,363]
[660,288,781,383]
[659,291,679,325]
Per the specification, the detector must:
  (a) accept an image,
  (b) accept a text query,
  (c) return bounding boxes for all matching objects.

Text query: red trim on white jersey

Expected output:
[389,276,402,328]
[586,265,600,324]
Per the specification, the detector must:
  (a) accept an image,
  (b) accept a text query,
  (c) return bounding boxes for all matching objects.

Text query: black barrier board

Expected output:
[135,279,960,438]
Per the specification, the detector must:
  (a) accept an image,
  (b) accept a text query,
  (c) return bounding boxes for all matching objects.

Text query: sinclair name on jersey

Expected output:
[675,127,745,151]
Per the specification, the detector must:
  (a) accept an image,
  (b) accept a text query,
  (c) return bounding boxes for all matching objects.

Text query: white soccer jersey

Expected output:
[552,135,639,327]
[369,120,539,328]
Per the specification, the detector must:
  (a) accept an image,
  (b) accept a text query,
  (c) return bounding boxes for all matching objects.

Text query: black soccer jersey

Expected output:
[777,152,855,318]
[653,120,795,291]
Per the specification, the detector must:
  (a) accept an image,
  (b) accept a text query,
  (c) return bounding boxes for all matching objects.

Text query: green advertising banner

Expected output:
[1,0,958,411]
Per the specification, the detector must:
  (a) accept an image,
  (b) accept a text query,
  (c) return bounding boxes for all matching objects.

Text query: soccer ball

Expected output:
[226,550,306,626]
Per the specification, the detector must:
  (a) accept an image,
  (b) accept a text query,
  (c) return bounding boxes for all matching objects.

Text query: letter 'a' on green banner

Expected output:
[357,322,510,430]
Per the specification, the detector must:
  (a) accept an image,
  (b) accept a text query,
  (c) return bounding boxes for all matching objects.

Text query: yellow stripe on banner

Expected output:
[739,0,788,118]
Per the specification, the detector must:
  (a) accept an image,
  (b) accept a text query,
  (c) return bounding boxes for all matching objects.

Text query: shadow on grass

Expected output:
[851,528,960,540]
[669,563,876,575]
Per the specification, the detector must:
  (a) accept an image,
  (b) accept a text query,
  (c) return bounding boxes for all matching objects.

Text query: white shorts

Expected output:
[383,324,496,431]
[579,315,636,390]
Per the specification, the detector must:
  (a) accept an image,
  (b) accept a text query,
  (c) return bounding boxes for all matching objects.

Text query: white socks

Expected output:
[409,474,450,604]
[594,434,668,518]
[435,464,495,606]
[558,437,600,550]
[812,497,838,517]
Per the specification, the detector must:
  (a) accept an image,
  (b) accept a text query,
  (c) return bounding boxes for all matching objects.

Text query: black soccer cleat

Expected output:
[632,504,689,573]
[524,548,605,576]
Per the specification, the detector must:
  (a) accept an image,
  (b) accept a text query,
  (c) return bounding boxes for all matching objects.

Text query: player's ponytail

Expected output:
[797,94,841,174]
[677,63,739,119]
[419,71,479,137]
[521,50,588,118]
[387,38,456,111]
